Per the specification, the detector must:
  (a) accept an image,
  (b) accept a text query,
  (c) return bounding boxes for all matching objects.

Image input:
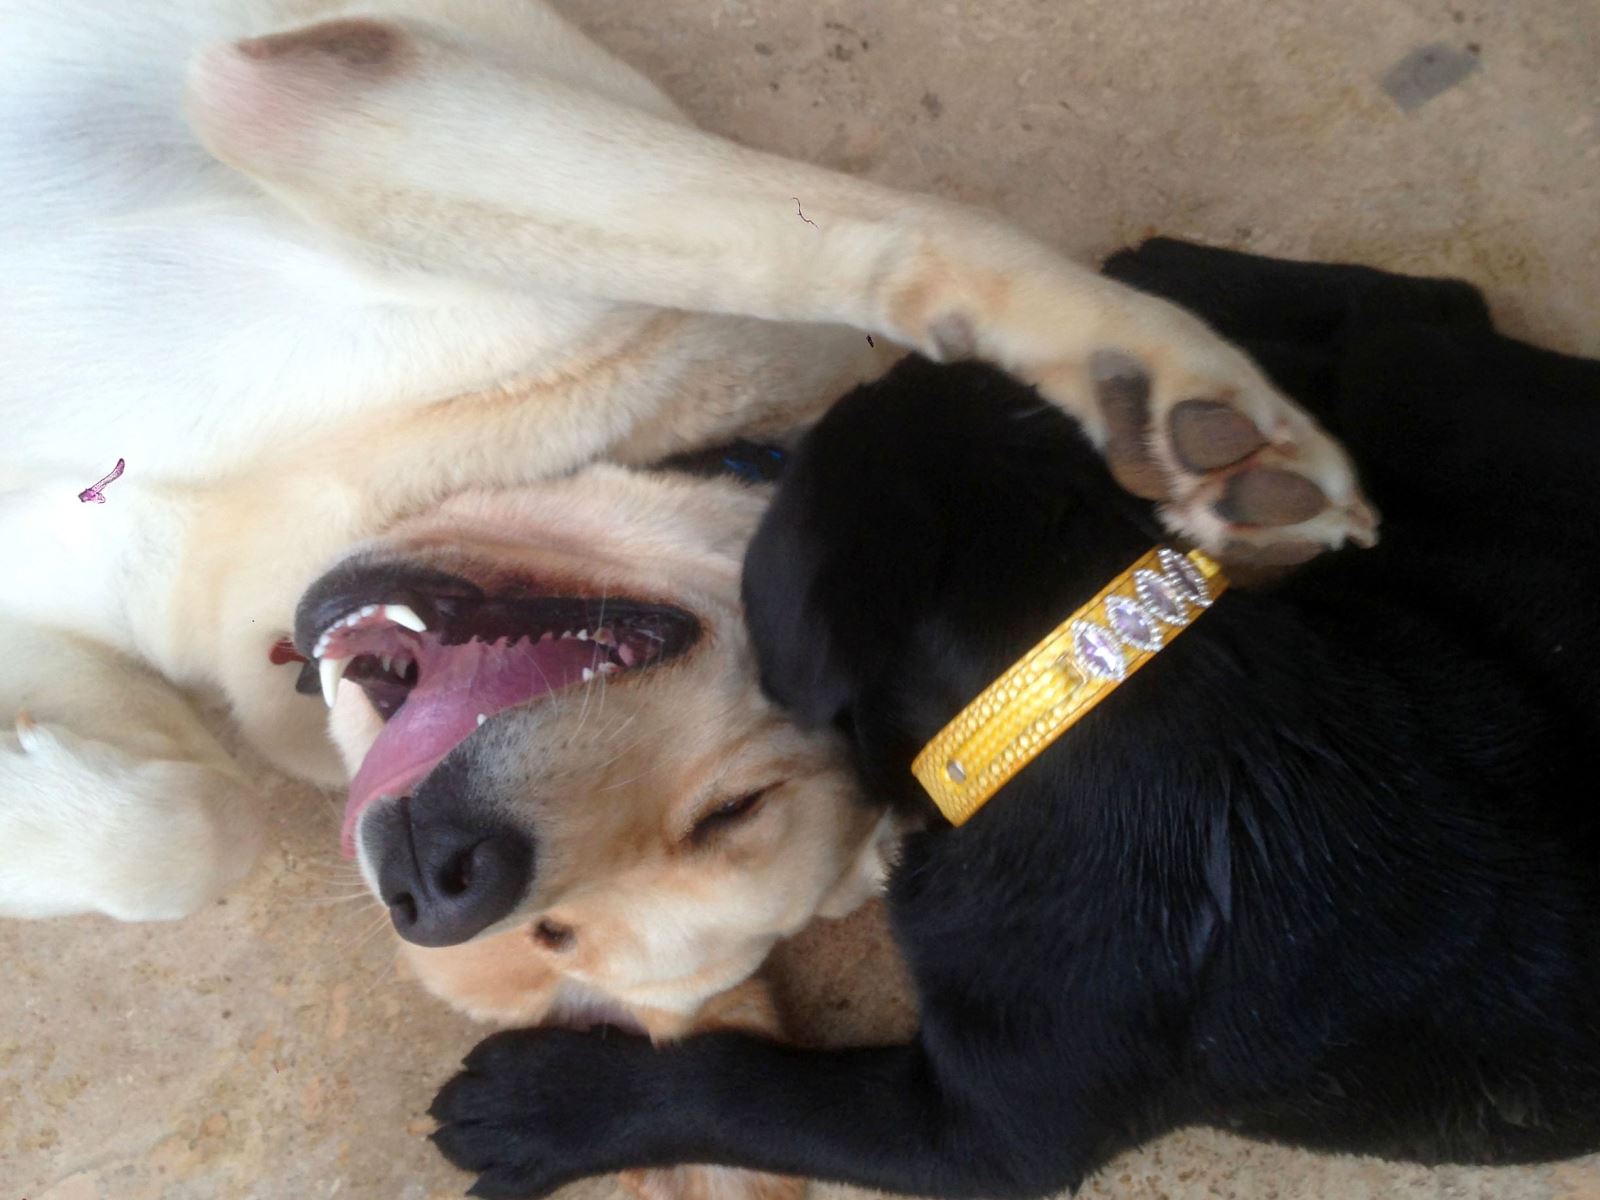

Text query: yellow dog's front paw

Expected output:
[1077,326,1378,565]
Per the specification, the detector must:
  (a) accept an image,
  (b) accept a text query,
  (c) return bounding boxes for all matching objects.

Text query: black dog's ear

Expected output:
[740,367,947,730]
[741,519,855,728]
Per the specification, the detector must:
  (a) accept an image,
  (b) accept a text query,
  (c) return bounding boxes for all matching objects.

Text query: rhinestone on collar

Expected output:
[911,546,1226,825]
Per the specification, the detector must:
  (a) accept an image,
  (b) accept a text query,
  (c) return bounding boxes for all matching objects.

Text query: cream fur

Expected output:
[1,0,1363,934]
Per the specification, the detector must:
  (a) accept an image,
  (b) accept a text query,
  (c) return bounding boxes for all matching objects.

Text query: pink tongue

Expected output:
[342,638,601,855]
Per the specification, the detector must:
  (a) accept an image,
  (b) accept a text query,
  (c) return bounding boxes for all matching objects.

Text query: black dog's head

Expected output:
[742,357,1162,813]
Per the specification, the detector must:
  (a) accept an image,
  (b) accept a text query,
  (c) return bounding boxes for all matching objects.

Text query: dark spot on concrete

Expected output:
[829,43,854,62]
[1467,41,1481,55]
[1380,42,1481,112]
[921,91,944,118]
[754,41,774,55]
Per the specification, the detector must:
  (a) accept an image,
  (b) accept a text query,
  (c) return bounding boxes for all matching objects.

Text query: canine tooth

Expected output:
[477,713,487,727]
[383,604,428,633]
[581,668,595,682]
[319,657,349,708]
[381,655,393,673]
[14,710,41,753]
[576,629,589,641]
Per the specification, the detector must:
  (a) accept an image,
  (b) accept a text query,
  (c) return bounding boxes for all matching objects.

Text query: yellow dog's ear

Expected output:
[185,18,414,180]
[236,18,408,72]
[815,810,904,920]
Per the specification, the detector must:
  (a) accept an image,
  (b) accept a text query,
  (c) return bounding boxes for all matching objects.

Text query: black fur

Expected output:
[430,240,1600,1199]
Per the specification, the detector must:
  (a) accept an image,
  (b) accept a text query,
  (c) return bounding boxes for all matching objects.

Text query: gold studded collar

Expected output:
[910,547,1226,825]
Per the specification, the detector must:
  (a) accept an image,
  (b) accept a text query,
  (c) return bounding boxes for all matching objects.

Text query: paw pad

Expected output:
[1091,352,1166,500]
[1168,398,1263,471]
[1215,468,1328,527]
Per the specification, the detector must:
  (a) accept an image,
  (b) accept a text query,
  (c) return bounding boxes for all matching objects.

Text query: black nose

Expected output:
[364,797,533,947]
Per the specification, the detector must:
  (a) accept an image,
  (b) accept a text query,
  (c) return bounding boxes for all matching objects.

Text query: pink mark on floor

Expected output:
[78,458,125,504]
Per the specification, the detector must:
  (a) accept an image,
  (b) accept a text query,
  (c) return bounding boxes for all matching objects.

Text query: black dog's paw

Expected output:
[430,1026,655,1198]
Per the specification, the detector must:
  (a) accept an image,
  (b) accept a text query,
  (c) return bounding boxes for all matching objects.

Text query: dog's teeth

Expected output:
[380,655,393,673]
[14,710,41,753]
[318,657,349,708]
[476,713,487,727]
[597,662,620,675]
[561,630,574,640]
[539,631,554,643]
[576,629,589,641]
[383,604,427,633]
[359,604,379,618]
[594,628,616,647]
[581,667,595,682]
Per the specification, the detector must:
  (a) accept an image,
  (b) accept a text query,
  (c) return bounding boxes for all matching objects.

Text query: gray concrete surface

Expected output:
[5,1,1598,1197]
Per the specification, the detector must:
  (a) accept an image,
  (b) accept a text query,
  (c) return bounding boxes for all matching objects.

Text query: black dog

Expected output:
[431,240,1600,1198]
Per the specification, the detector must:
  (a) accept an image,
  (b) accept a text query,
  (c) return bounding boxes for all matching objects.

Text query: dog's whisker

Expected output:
[334,908,394,956]
[596,754,675,793]
[344,914,398,958]
[289,892,378,909]
[584,724,653,779]
[352,956,405,1007]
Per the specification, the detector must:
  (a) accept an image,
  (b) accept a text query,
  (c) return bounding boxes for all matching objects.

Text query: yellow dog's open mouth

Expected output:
[293,561,699,855]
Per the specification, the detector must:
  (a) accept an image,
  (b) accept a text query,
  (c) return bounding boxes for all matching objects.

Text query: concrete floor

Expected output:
[5,1,1599,1198]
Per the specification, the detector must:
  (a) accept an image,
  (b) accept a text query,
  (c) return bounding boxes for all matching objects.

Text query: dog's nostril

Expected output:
[389,891,418,927]
[534,919,575,951]
[369,802,533,947]
[436,843,482,897]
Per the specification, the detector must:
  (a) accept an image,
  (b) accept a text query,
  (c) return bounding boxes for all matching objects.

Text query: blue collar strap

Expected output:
[655,440,789,485]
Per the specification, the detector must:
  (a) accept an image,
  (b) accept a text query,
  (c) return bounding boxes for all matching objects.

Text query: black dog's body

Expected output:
[432,241,1600,1198]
